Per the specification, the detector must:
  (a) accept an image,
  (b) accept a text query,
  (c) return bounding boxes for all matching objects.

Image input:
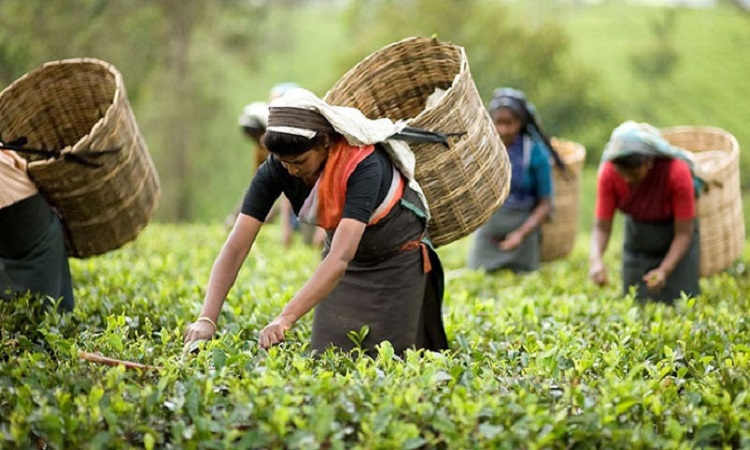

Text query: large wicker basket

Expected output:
[540,138,586,262]
[661,126,745,277]
[325,37,510,247]
[0,58,160,258]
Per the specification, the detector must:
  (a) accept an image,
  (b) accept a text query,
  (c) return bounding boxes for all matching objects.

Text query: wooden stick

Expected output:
[78,351,162,371]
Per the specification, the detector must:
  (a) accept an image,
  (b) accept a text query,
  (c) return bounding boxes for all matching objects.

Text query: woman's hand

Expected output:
[498,230,524,251]
[257,219,364,351]
[589,261,608,286]
[184,320,216,343]
[643,268,667,291]
[589,219,613,287]
[259,314,295,349]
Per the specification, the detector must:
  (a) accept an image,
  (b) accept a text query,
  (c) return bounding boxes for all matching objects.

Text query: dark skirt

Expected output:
[311,187,448,355]
[467,205,540,273]
[0,194,74,312]
[622,215,700,303]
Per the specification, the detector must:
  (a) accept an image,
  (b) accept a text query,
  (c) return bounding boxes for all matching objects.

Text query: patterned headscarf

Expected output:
[489,88,531,125]
[489,87,565,172]
[601,121,708,194]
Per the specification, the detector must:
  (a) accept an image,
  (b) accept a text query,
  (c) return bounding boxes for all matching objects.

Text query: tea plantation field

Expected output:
[2,220,749,449]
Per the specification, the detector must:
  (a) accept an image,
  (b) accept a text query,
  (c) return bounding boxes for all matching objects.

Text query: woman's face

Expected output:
[613,160,653,184]
[274,145,328,180]
[491,108,523,146]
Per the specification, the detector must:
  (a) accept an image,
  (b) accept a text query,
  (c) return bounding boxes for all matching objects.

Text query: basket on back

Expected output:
[661,126,744,277]
[0,58,160,258]
[325,37,510,247]
[540,138,586,262]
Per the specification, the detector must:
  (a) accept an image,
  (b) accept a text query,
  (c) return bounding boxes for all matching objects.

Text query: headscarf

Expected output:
[489,88,565,172]
[265,88,434,218]
[489,88,531,125]
[237,82,300,130]
[237,101,269,130]
[601,121,709,194]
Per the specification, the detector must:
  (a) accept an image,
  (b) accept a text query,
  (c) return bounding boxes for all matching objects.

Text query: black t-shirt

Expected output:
[241,145,394,224]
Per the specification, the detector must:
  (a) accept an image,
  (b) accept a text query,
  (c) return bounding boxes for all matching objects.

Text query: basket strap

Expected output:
[0,137,120,168]
[389,127,465,147]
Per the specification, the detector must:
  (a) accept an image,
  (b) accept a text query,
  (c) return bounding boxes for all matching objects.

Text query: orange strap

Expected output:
[399,239,432,273]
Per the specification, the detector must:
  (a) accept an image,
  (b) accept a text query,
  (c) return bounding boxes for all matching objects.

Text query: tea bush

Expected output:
[1,222,749,449]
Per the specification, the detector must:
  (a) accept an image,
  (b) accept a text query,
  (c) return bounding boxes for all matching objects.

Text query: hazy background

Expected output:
[1,0,748,234]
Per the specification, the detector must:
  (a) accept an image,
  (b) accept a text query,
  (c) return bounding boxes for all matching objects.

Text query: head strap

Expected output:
[267,107,336,134]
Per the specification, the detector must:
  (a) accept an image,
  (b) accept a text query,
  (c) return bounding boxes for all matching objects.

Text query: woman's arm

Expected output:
[500,141,553,251]
[184,214,262,343]
[589,219,613,286]
[643,219,694,290]
[258,218,366,349]
[498,197,552,250]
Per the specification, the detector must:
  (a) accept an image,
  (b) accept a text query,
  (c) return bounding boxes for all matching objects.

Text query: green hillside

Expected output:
[558,3,750,177]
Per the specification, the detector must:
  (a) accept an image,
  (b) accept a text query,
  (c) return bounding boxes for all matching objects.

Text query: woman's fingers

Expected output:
[184,326,199,343]
[184,322,215,343]
[259,323,287,349]
[498,232,523,251]
[589,266,608,286]
[643,270,665,291]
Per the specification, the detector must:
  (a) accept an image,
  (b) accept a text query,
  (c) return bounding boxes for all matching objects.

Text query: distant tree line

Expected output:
[1,0,709,221]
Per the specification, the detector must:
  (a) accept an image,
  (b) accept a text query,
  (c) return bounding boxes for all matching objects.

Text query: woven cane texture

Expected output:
[661,126,744,277]
[325,36,510,247]
[540,138,586,262]
[0,58,160,258]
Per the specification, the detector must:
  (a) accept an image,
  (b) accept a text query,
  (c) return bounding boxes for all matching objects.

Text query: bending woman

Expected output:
[0,148,74,311]
[589,121,704,303]
[468,88,554,273]
[184,88,448,355]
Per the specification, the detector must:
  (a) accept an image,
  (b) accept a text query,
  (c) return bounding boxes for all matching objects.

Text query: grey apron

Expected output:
[622,215,700,303]
[467,205,540,273]
[0,193,74,312]
[311,187,448,355]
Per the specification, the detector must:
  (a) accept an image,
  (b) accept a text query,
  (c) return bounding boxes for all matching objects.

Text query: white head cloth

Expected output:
[238,101,269,128]
[267,88,431,219]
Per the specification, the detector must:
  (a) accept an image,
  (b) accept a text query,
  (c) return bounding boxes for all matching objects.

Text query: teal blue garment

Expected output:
[601,121,705,196]
[503,134,553,210]
[468,134,551,273]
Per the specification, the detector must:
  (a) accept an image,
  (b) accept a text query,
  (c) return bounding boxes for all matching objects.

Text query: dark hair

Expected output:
[611,153,653,170]
[242,125,265,140]
[489,98,529,126]
[262,130,329,157]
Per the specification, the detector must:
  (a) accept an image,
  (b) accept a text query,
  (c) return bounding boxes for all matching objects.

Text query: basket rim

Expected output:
[0,57,124,165]
[325,36,467,121]
[660,125,739,149]
[551,137,586,164]
[660,125,739,173]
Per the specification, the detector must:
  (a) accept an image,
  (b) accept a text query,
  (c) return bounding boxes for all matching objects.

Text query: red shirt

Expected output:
[595,158,695,223]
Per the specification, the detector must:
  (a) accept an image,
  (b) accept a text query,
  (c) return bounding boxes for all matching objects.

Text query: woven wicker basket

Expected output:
[540,138,586,262]
[0,58,160,258]
[661,126,745,277]
[324,37,510,247]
